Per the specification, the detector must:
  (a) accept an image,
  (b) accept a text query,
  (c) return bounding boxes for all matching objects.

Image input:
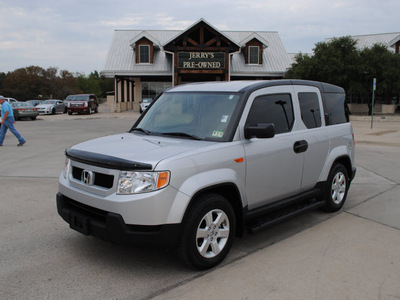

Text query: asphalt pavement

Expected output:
[1,105,399,300]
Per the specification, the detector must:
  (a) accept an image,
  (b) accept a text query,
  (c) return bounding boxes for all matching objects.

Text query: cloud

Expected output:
[0,0,399,73]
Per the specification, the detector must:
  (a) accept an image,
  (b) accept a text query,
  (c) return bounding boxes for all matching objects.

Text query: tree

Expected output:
[286,36,360,93]
[76,71,102,98]
[2,66,49,100]
[285,37,400,113]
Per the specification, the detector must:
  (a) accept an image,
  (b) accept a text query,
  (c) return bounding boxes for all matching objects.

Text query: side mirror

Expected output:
[244,123,275,139]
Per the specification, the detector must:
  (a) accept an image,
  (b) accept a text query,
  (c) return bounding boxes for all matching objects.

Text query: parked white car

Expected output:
[57,80,356,269]
[36,100,66,115]
[139,98,154,113]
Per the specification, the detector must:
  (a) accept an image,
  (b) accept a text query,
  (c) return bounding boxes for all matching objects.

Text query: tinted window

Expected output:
[246,94,294,134]
[298,92,322,129]
[322,93,349,125]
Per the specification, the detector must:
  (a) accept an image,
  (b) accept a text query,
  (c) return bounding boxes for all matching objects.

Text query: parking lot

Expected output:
[1,106,399,299]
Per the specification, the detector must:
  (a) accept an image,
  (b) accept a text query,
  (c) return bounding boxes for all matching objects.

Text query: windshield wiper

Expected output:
[162,132,201,140]
[131,127,151,135]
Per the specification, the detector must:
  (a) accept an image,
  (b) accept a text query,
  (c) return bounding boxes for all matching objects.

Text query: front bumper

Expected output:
[56,192,181,246]
[68,107,88,113]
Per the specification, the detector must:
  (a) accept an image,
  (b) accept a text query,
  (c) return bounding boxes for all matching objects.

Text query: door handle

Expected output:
[293,140,308,153]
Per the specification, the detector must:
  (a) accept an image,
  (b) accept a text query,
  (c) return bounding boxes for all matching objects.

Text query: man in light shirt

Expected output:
[0,95,26,146]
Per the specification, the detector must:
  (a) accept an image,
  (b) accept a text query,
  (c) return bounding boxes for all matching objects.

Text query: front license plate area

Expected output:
[69,212,90,235]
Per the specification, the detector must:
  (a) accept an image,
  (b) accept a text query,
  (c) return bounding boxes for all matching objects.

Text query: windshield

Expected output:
[134,92,241,141]
[67,95,89,101]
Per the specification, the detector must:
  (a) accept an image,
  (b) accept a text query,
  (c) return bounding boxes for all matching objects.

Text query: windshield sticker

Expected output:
[221,115,229,123]
[212,131,224,138]
[229,95,234,99]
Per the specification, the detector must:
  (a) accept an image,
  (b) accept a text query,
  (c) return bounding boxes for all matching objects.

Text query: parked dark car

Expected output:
[11,102,39,120]
[65,94,99,115]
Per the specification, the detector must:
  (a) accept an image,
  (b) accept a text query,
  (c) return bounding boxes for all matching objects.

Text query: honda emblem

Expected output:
[81,170,95,185]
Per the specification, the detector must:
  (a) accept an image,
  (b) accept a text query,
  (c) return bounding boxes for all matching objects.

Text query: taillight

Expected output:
[16,108,25,111]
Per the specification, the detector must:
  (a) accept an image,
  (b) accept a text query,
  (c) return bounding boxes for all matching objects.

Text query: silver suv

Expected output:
[57,80,356,269]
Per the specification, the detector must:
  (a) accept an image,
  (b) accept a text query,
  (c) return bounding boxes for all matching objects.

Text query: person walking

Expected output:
[0,95,26,146]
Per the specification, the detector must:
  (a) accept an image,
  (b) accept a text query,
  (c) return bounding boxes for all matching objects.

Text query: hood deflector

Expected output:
[65,148,152,171]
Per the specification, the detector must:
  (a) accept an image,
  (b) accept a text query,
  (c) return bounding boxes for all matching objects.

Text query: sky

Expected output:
[0,0,398,75]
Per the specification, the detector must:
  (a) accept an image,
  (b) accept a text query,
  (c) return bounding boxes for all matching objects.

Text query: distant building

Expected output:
[102,19,292,112]
[326,32,400,53]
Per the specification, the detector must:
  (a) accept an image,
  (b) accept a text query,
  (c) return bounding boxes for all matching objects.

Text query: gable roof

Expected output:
[129,31,162,48]
[163,18,241,50]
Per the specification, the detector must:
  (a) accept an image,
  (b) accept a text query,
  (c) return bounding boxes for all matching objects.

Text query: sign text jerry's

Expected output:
[178,52,225,69]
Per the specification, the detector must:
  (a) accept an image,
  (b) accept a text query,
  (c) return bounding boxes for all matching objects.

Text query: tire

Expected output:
[322,163,349,212]
[177,193,236,270]
[68,111,72,115]
[31,116,36,120]
[52,108,56,115]
[88,107,92,115]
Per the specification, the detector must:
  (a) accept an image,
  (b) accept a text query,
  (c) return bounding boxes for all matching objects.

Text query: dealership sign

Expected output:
[178,52,225,69]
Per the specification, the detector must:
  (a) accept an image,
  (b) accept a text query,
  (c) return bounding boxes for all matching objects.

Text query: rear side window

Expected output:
[322,93,349,125]
[298,92,322,129]
[246,94,294,134]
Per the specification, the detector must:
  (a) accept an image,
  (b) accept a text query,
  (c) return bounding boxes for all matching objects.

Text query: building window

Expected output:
[139,45,150,63]
[249,46,259,64]
[142,82,172,99]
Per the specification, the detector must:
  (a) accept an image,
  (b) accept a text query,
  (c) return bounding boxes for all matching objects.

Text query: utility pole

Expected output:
[371,78,376,129]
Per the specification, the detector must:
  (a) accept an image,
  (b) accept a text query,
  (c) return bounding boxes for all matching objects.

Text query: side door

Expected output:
[293,86,330,191]
[241,86,305,209]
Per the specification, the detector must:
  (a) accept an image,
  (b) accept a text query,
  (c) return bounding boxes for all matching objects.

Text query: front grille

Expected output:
[72,166,114,189]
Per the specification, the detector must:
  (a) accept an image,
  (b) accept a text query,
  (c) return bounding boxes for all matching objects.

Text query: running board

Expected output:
[247,200,324,234]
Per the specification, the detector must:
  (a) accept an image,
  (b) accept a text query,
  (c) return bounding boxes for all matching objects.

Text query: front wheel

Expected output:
[322,163,349,212]
[177,193,236,270]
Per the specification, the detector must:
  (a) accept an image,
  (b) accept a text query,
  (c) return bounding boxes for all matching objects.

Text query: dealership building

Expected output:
[102,19,293,112]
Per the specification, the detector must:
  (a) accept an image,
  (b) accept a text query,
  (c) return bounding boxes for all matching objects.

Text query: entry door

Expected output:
[242,87,304,210]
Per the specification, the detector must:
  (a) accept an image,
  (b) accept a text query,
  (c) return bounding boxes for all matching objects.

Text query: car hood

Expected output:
[68,132,214,169]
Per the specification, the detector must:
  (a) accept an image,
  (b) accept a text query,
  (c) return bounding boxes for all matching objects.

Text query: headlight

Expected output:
[117,171,170,194]
[63,158,71,179]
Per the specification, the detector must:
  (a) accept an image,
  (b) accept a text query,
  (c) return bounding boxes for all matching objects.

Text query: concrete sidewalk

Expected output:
[150,116,400,300]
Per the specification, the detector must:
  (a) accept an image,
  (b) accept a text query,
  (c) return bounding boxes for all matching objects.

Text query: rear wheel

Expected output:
[177,193,236,270]
[322,163,349,212]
